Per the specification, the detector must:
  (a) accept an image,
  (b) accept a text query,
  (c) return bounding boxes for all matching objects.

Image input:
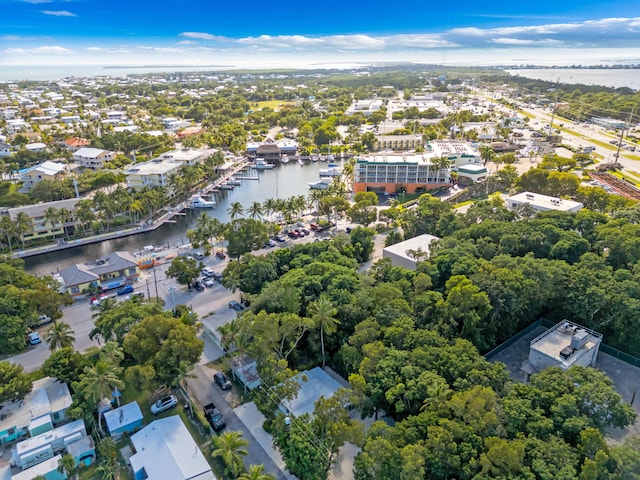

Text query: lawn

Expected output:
[251,100,295,111]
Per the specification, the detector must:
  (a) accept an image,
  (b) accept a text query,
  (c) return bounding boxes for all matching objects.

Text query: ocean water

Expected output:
[506,69,640,90]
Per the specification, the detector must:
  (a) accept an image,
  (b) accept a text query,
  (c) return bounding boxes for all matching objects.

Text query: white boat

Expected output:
[319,155,328,162]
[319,166,343,177]
[226,176,242,186]
[280,155,290,164]
[310,155,319,162]
[189,195,216,208]
[255,159,274,170]
[308,178,333,190]
[327,154,335,162]
[298,156,304,165]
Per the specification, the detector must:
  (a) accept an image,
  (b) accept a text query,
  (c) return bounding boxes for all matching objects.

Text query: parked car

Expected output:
[30,314,52,328]
[264,239,277,248]
[117,285,134,296]
[151,395,178,415]
[193,280,205,292]
[212,271,223,282]
[310,223,320,231]
[202,267,215,277]
[214,372,232,390]
[287,230,299,238]
[215,251,226,259]
[202,277,215,288]
[193,252,205,260]
[203,403,226,432]
[228,300,244,312]
[274,235,286,243]
[27,332,41,345]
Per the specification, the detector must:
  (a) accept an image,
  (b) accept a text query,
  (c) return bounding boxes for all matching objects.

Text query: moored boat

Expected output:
[189,195,216,208]
[308,178,333,190]
[255,159,274,170]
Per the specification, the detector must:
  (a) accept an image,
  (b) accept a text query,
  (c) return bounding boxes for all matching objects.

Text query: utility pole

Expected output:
[152,266,159,299]
[614,106,635,165]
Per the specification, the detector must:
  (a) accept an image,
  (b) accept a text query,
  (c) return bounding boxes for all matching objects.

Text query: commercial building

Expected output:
[345,98,384,116]
[373,134,423,151]
[382,234,440,270]
[72,147,116,170]
[246,138,298,162]
[58,251,140,299]
[130,416,215,480]
[353,154,451,194]
[425,140,482,170]
[526,320,602,374]
[457,164,488,184]
[0,377,73,446]
[505,192,583,213]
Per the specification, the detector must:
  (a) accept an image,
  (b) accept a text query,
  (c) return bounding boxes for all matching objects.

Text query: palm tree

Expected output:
[308,297,340,369]
[13,212,33,248]
[57,454,76,477]
[45,321,75,351]
[227,202,244,220]
[74,199,95,233]
[212,430,249,477]
[100,341,124,367]
[479,144,495,167]
[44,207,60,240]
[432,155,452,184]
[247,202,263,220]
[237,464,276,480]
[95,459,120,480]
[79,361,125,432]
[262,198,277,221]
[0,215,15,252]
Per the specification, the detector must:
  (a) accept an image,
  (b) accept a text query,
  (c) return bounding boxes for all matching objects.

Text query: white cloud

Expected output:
[489,38,561,45]
[177,40,196,45]
[41,10,77,17]
[34,45,72,53]
[180,32,225,41]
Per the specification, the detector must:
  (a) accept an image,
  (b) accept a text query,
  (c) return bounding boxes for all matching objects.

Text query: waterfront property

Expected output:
[72,147,116,170]
[353,154,450,194]
[246,137,298,163]
[18,160,69,193]
[129,415,215,480]
[0,377,73,446]
[58,251,140,299]
[505,191,583,213]
[382,233,440,270]
[3,197,81,242]
[125,158,183,191]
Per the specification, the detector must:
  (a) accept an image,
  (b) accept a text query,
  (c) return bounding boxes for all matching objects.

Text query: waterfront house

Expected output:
[4,197,81,243]
[59,251,140,299]
[129,416,215,480]
[18,161,68,193]
[72,147,116,170]
[104,402,143,439]
[125,158,182,192]
[0,377,73,446]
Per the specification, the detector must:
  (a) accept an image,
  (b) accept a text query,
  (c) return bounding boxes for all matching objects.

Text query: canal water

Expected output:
[24,162,327,276]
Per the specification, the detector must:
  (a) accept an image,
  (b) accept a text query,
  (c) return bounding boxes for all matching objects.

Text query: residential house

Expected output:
[72,147,116,170]
[4,197,81,243]
[58,251,140,299]
[125,159,182,191]
[63,137,90,152]
[18,161,68,193]
[382,233,440,270]
[6,119,31,134]
[11,455,68,480]
[0,142,11,157]
[279,367,343,418]
[104,402,143,440]
[129,416,216,480]
[25,142,47,152]
[0,377,73,446]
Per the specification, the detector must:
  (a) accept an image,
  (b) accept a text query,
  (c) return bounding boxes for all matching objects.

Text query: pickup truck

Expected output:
[30,314,52,328]
[203,403,226,432]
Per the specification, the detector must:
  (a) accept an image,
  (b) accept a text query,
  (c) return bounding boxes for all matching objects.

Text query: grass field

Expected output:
[251,100,296,111]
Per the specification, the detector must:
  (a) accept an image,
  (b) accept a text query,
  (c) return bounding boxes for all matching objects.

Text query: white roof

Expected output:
[130,416,215,480]
[383,233,440,261]
[104,401,143,433]
[506,191,583,212]
[74,147,107,158]
[281,367,342,418]
[126,159,182,176]
[11,454,63,480]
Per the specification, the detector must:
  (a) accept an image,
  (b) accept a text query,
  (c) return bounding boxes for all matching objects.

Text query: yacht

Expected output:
[280,154,290,164]
[319,165,343,177]
[308,178,333,190]
[226,176,242,186]
[189,195,216,209]
[297,156,304,166]
[310,155,319,163]
[255,158,274,170]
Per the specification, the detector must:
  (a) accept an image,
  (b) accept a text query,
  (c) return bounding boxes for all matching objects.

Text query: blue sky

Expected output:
[2,0,640,68]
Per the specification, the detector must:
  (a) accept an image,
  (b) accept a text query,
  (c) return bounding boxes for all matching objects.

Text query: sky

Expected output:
[2,0,640,70]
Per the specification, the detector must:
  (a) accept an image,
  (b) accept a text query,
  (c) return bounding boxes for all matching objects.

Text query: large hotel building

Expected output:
[353,154,451,194]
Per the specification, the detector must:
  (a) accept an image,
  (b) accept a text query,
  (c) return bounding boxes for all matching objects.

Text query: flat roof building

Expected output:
[130,416,215,480]
[353,154,451,194]
[426,140,482,170]
[526,320,602,375]
[505,192,583,213]
[280,367,343,418]
[383,233,440,270]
